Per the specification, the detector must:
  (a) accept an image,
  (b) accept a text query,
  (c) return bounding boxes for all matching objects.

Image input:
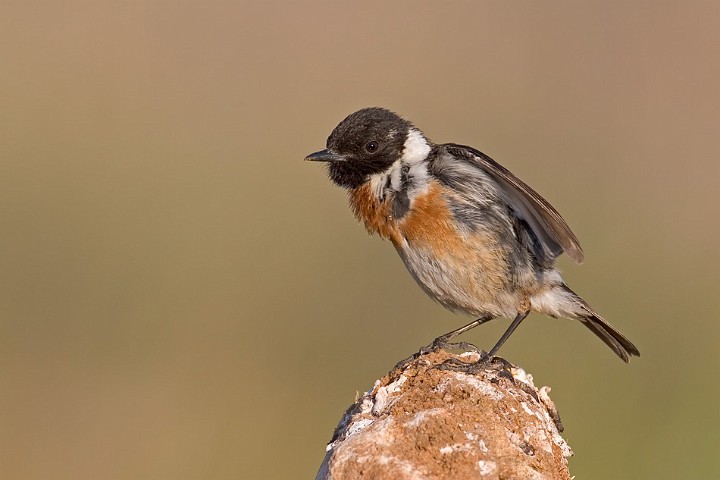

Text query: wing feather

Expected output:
[444,144,584,264]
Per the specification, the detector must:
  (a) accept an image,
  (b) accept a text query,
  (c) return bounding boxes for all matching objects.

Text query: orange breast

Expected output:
[349,180,490,253]
[349,181,512,310]
[348,183,401,243]
[396,182,465,254]
[404,183,509,293]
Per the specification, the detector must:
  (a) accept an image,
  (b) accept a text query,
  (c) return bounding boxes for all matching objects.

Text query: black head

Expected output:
[305,107,415,189]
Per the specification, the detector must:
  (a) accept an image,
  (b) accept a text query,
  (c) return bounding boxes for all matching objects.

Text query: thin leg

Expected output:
[393,315,498,371]
[486,310,530,359]
[433,315,496,345]
[431,310,531,374]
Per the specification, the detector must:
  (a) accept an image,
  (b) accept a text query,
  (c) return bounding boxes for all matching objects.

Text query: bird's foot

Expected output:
[426,333,483,354]
[435,353,515,376]
[392,340,479,372]
[434,352,490,375]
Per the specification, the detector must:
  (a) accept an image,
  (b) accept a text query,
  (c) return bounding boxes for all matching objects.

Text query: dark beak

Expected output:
[305,149,346,162]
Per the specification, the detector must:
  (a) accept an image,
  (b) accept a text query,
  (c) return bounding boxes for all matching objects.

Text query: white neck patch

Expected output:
[401,129,431,165]
[368,128,431,202]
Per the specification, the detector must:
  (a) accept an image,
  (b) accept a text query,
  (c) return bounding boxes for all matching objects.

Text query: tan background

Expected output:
[1,1,718,478]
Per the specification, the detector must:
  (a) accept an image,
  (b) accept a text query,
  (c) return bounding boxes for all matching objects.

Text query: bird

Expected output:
[305,107,639,362]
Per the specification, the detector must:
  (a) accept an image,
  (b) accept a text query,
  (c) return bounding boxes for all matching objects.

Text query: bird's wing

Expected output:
[443,144,584,264]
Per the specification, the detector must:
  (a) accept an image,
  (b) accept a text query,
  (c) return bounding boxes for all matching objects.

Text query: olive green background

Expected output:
[1,1,718,479]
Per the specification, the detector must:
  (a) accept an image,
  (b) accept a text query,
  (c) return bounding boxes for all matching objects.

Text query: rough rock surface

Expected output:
[316,350,572,480]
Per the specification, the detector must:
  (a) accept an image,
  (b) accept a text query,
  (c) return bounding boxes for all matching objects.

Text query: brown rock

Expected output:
[316,350,572,480]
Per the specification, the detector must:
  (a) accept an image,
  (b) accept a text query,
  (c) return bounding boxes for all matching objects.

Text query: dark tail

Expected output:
[561,285,640,363]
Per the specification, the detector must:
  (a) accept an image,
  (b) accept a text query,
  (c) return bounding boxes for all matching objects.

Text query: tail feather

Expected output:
[561,285,640,362]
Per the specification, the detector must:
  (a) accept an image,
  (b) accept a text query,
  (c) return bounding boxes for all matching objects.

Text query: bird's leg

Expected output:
[435,309,530,374]
[393,315,496,372]
[428,315,496,352]
[486,309,530,359]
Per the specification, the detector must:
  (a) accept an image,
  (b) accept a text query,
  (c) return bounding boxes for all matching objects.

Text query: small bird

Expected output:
[305,107,639,362]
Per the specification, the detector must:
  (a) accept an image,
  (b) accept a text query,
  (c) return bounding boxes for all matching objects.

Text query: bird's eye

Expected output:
[365,141,379,153]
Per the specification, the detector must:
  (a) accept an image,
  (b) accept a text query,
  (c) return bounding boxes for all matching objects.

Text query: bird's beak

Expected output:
[304,149,346,162]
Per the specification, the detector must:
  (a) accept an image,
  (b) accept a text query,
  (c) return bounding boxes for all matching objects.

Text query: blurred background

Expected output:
[1,1,718,478]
